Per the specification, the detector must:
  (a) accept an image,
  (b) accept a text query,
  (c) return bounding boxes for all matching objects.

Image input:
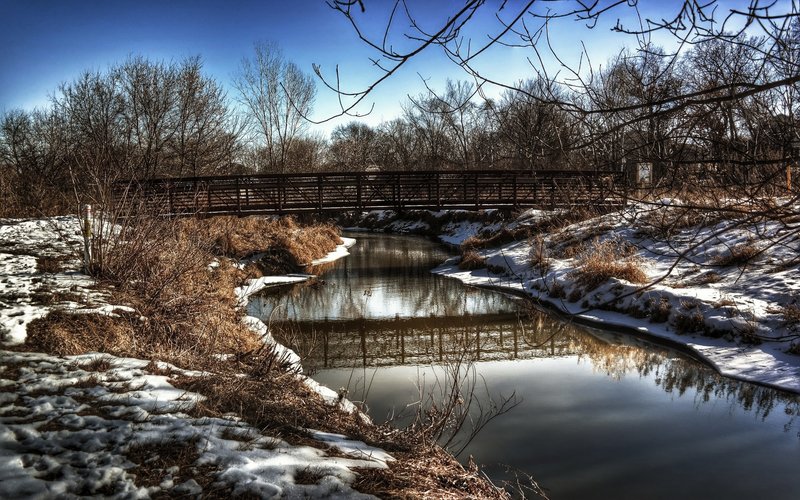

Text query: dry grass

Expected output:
[352,446,508,499]
[78,356,114,372]
[459,250,486,270]
[461,227,529,251]
[36,256,67,274]
[571,238,648,290]
[528,235,550,275]
[673,302,706,334]
[181,216,341,270]
[783,304,800,327]
[712,241,761,267]
[126,436,210,490]
[648,297,672,323]
[26,312,138,357]
[174,370,380,448]
[24,215,342,368]
[689,271,723,286]
[634,205,708,240]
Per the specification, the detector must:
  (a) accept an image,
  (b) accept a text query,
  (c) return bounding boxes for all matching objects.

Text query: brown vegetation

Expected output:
[25,215,341,367]
[459,250,486,270]
[783,304,800,327]
[571,238,648,290]
[17,213,511,498]
[712,241,761,267]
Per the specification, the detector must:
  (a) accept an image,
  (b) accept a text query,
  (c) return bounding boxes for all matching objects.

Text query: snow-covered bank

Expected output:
[431,203,800,394]
[0,350,387,498]
[233,237,357,374]
[342,208,550,247]
[234,237,357,304]
[0,218,135,345]
[1,219,391,498]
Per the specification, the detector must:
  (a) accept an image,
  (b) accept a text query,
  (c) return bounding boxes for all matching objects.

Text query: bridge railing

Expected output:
[113,169,626,216]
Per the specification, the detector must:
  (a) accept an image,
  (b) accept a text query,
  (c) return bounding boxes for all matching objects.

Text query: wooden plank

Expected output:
[113,169,624,216]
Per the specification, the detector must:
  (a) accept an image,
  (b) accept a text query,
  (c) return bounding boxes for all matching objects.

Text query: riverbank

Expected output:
[391,202,800,394]
[0,216,505,498]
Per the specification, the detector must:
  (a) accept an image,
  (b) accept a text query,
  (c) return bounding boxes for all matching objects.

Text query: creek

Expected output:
[248,233,800,500]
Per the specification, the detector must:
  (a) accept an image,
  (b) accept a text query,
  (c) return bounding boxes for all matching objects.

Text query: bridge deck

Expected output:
[114,169,626,216]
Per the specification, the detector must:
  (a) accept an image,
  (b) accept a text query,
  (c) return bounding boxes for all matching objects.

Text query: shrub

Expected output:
[648,297,672,323]
[27,215,343,367]
[528,235,550,275]
[571,238,648,290]
[782,304,800,327]
[712,241,760,267]
[459,250,486,270]
[548,280,565,299]
[673,310,705,334]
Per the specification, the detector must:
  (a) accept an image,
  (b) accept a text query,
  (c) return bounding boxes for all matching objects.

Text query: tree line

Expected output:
[1,29,798,215]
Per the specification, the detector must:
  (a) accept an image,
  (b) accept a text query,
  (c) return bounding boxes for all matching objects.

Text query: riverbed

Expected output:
[249,233,800,500]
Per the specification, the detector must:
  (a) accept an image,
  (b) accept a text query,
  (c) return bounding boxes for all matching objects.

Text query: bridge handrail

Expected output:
[114,168,624,188]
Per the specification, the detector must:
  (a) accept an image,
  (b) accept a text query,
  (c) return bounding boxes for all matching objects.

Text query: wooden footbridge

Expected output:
[115,169,626,216]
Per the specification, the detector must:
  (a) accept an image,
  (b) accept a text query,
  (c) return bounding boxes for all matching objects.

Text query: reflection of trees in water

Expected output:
[574,327,800,426]
[273,307,799,428]
[258,233,799,431]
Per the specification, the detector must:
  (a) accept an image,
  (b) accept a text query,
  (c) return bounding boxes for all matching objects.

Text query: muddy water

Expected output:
[249,233,800,500]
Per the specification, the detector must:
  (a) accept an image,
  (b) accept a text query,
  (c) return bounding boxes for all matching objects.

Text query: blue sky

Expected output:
[0,0,713,135]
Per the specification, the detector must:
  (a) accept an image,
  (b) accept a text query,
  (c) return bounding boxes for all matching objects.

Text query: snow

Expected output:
[434,203,800,394]
[0,217,388,498]
[0,218,134,345]
[234,237,357,304]
[0,350,386,499]
[311,237,356,265]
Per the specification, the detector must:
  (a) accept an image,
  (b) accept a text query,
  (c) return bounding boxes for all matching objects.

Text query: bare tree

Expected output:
[1,55,243,215]
[233,41,316,173]
[328,121,379,170]
[324,1,800,122]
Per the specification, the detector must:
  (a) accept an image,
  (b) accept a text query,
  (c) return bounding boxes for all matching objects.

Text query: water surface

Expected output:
[250,233,800,500]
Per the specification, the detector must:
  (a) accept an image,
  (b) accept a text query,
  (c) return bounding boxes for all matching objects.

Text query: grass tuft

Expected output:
[712,241,760,267]
[571,238,647,290]
[459,250,486,270]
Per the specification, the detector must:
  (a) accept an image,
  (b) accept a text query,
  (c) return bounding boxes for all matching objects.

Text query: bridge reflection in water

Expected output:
[271,307,799,423]
[250,233,800,499]
[275,312,565,369]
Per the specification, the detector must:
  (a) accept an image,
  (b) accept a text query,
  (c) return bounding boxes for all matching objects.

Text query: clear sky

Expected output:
[0,0,740,136]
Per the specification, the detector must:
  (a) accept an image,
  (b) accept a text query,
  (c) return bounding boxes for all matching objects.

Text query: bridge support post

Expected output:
[168,181,174,215]
[435,173,441,209]
[317,175,323,215]
[512,175,518,209]
[356,173,362,209]
[394,173,401,211]
[474,173,479,210]
[235,177,241,216]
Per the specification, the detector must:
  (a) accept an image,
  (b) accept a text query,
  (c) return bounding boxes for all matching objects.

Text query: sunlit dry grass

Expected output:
[25,215,342,368]
[571,238,648,290]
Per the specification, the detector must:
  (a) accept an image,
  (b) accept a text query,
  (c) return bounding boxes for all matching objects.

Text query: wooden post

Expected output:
[512,174,518,208]
[357,173,363,209]
[435,173,441,209]
[394,173,401,210]
[235,177,241,216]
[474,173,479,210]
[317,174,323,214]
[360,318,367,368]
[168,181,174,215]
[81,204,93,273]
